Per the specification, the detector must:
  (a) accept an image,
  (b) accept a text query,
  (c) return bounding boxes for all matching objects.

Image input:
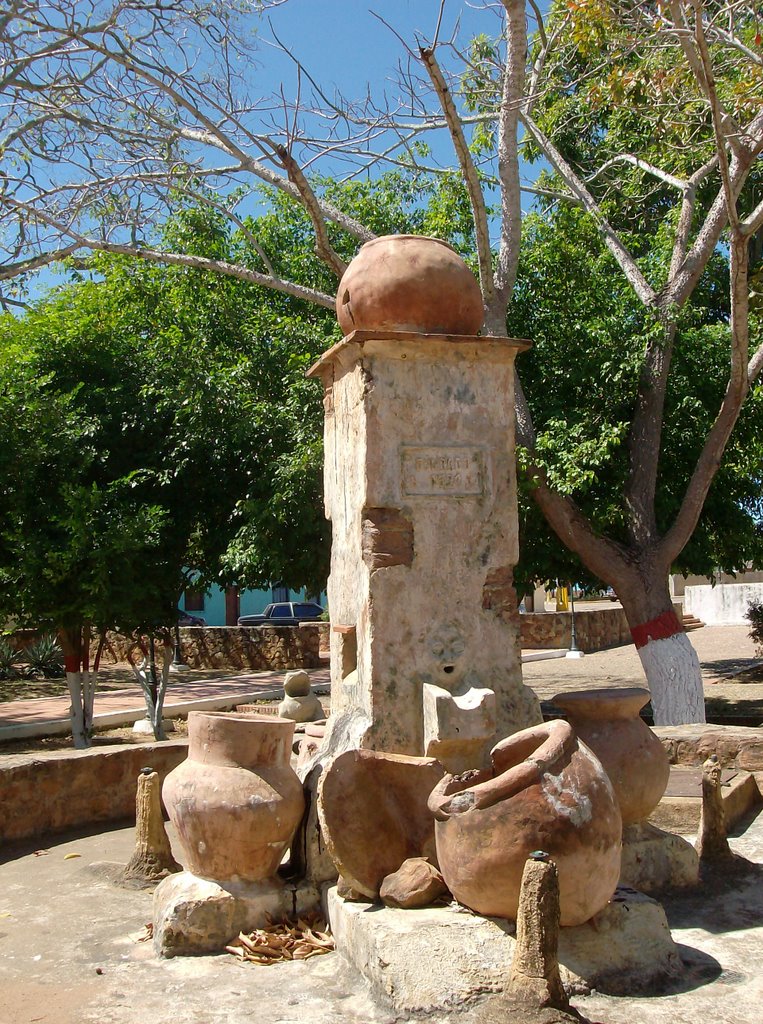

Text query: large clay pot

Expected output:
[163,712,305,883]
[336,234,484,336]
[552,687,670,825]
[428,720,622,926]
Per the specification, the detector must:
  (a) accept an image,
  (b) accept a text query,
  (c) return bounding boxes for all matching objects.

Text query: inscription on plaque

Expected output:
[400,446,486,497]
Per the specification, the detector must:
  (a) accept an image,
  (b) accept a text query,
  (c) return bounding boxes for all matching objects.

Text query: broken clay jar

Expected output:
[336,234,484,336]
[429,720,622,926]
[551,687,670,825]
[162,711,305,884]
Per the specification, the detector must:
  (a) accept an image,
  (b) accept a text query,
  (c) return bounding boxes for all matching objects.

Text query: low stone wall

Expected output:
[656,724,763,772]
[1,740,188,844]
[685,582,763,625]
[520,607,632,652]
[95,624,323,671]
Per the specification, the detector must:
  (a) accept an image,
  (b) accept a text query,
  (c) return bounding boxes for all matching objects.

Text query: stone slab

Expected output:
[619,822,699,893]
[326,885,681,1014]
[651,767,762,834]
[153,870,321,957]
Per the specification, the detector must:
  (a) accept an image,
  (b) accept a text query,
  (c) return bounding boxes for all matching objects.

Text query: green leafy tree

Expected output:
[0,216,335,743]
[2,1,763,724]
[511,206,763,594]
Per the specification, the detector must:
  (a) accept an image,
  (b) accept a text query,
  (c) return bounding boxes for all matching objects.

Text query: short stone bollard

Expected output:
[122,767,180,884]
[696,754,733,864]
[506,851,568,1010]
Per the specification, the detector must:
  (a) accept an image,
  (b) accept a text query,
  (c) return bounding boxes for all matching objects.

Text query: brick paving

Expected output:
[0,667,331,730]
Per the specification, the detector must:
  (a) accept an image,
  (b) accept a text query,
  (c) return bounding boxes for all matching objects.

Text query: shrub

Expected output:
[22,634,65,678]
[746,601,763,657]
[0,638,19,679]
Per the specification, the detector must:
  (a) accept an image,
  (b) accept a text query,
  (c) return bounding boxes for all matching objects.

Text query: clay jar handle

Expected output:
[428,720,576,821]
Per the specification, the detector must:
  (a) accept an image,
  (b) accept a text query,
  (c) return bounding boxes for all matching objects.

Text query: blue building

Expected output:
[179,583,324,626]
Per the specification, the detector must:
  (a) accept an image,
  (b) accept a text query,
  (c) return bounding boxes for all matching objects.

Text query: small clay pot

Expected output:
[163,712,305,883]
[552,687,670,825]
[428,720,622,926]
[336,234,484,336]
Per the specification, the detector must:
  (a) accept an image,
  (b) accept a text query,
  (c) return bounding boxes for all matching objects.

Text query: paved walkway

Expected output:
[0,624,760,742]
[0,667,331,740]
[523,624,763,716]
[1,810,762,1024]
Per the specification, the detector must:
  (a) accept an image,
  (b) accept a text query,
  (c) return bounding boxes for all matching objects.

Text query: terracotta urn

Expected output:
[428,720,622,926]
[163,711,305,883]
[552,687,670,825]
[336,234,484,336]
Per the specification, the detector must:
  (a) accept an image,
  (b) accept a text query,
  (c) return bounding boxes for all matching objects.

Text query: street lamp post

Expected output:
[566,581,585,659]
[170,620,189,673]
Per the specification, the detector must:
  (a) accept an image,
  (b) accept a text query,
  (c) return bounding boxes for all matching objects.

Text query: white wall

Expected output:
[684,582,763,625]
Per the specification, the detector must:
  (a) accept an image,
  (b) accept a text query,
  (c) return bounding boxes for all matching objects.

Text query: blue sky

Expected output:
[260,1,497,98]
[28,1,539,300]
[249,0,509,178]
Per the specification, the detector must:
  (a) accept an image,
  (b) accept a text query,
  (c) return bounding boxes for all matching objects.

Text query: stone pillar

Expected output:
[308,330,541,763]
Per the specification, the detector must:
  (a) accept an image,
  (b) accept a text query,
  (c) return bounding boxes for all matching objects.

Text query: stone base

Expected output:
[620,822,699,893]
[153,871,321,958]
[132,717,175,736]
[326,886,681,1014]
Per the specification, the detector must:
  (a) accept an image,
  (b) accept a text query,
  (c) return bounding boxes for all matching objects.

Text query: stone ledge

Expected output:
[652,768,762,834]
[0,740,188,844]
[326,885,681,1015]
[657,724,763,772]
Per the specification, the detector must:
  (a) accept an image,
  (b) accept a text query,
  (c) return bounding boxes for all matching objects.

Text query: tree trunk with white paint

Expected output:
[66,669,97,749]
[615,578,706,726]
[635,630,705,726]
[130,637,173,741]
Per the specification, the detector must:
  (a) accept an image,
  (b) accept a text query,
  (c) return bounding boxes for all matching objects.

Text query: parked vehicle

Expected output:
[238,602,325,627]
[177,609,207,626]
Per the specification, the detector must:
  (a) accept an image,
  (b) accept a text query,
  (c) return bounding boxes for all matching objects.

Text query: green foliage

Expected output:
[527,1,763,238]
[509,203,763,585]
[0,173,472,625]
[22,634,64,678]
[0,639,19,680]
[747,601,763,657]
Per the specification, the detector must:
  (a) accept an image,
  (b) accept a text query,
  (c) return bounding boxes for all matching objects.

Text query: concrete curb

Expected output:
[521,649,568,663]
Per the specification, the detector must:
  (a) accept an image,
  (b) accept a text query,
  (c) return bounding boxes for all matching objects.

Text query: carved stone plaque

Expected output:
[400,446,486,497]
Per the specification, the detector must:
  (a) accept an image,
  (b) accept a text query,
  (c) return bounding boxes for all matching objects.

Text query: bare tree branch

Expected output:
[272,142,349,278]
[519,112,657,307]
[419,43,496,305]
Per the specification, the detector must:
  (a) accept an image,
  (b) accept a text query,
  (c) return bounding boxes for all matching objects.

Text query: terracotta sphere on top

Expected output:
[336,234,484,336]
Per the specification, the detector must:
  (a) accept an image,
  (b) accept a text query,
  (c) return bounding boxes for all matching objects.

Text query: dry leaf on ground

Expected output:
[224,913,335,966]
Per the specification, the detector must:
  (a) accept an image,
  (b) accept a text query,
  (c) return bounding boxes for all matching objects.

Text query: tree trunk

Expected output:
[130,637,173,741]
[66,671,89,749]
[615,574,706,726]
[65,669,96,748]
[526,476,706,726]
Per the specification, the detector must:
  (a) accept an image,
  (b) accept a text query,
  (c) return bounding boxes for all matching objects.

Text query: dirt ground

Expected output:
[0,810,762,1024]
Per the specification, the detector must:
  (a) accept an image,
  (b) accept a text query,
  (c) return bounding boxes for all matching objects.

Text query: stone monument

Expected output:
[307,234,541,771]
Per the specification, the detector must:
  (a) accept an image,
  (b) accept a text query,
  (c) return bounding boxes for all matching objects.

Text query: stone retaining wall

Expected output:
[1,740,188,843]
[685,581,763,625]
[520,607,633,652]
[656,724,763,772]
[95,624,324,671]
